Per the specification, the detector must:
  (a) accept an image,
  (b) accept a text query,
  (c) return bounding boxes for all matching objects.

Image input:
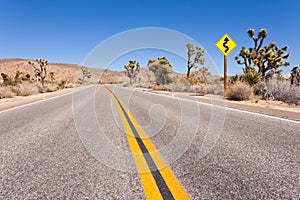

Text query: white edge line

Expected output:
[131,87,300,124]
[0,85,95,114]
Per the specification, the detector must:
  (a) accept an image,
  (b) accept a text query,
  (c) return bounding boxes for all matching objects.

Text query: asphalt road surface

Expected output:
[1,85,299,199]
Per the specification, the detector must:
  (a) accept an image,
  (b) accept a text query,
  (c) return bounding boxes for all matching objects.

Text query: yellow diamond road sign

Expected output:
[216,34,237,56]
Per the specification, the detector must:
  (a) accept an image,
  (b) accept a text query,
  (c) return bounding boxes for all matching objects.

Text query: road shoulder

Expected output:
[142,89,300,122]
[0,88,74,112]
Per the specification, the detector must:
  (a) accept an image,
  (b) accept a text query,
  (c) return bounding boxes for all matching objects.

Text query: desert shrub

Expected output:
[123,82,130,87]
[10,85,21,96]
[191,84,208,96]
[153,85,171,91]
[169,82,193,92]
[241,70,261,86]
[253,81,266,95]
[170,84,192,92]
[257,80,300,104]
[19,84,39,96]
[0,86,15,98]
[226,81,254,100]
[169,82,208,95]
[21,74,31,81]
[57,79,67,89]
[37,85,46,93]
[64,83,74,88]
[207,84,224,95]
[1,73,15,86]
[167,76,173,84]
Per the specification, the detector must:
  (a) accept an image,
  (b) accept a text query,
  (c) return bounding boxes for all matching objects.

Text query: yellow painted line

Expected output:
[105,87,190,200]
[107,88,163,199]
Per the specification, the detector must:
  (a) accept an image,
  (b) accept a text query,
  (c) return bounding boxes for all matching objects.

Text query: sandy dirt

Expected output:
[145,89,300,121]
[0,88,74,111]
[199,94,300,113]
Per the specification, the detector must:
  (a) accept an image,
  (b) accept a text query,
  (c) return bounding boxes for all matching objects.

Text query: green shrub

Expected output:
[241,70,261,86]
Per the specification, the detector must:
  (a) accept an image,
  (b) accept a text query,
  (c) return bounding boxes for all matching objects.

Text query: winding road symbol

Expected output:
[216,34,237,56]
[223,37,229,53]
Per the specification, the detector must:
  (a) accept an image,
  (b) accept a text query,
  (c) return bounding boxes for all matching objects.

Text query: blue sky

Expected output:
[0,0,299,75]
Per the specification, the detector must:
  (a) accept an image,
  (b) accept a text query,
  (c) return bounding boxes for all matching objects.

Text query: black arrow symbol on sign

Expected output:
[223,37,229,53]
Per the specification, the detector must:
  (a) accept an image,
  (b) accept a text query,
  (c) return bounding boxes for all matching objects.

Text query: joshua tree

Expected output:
[49,72,55,84]
[124,60,140,85]
[80,66,91,82]
[291,66,300,86]
[147,56,173,85]
[14,71,23,83]
[186,44,205,78]
[28,58,48,88]
[235,28,290,80]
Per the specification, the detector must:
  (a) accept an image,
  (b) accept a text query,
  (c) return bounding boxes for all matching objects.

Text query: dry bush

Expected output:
[169,77,195,92]
[226,81,254,100]
[169,82,193,92]
[169,82,208,95]
[10,85,21,96]
[191,84,208,96]
[64,83,74,88]
[57,79,67,89]
[0,86,15,98]
[256,80,300,104]
[152,85,171,91]
[19,84,39,96]
[207,84,224,95]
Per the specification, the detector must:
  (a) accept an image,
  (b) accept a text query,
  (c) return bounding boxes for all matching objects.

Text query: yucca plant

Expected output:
[241,67,261,86]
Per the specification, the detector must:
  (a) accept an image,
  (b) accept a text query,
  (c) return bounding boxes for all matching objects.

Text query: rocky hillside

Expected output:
[0,58,125,84]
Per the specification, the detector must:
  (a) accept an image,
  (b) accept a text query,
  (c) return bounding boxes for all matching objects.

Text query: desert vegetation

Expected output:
[118,28,299,106]
[79,66,92,83]
[1,28,299,106]
[186,44,205,78]
[124,60,140,85]
[0,58,84,99]
[226,28,300,104]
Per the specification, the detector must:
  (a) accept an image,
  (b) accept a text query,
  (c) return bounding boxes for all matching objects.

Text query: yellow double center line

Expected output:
[105,87,190,200]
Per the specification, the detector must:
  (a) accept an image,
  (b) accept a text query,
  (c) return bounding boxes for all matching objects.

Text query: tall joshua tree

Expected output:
[28,58,48,88]
[235,28,290,80]
[186,44,205,78]
[124,60,140,85]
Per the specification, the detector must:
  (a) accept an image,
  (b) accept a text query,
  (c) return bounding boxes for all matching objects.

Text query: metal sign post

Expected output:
[216,34,237,96]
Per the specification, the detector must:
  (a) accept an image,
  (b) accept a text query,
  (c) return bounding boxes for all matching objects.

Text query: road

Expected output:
[0,85,299,199]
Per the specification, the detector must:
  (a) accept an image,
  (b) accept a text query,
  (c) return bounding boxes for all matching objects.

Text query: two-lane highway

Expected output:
[1,85,299,199]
